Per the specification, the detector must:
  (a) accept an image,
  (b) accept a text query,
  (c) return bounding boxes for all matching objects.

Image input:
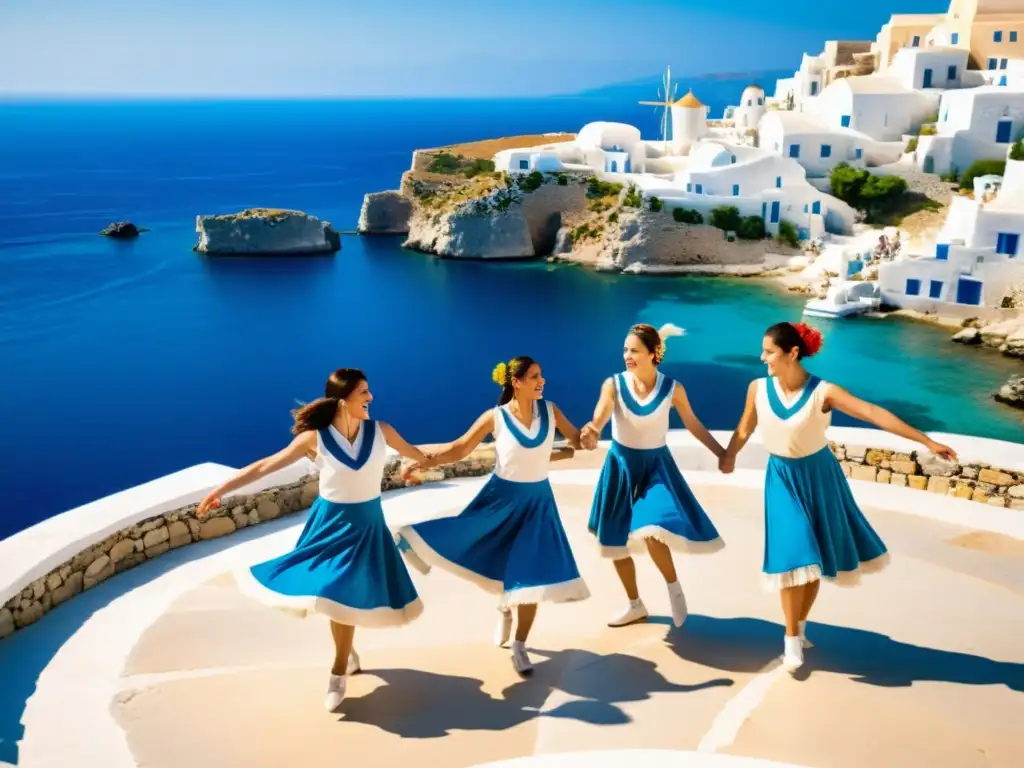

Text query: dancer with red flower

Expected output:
[719,321,957,673]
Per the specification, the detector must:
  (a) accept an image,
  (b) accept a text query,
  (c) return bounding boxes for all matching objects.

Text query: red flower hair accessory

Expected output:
[791,322,823,357]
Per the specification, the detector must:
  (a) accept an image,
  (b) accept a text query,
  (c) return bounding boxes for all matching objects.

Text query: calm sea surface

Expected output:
[1,92,1021,538]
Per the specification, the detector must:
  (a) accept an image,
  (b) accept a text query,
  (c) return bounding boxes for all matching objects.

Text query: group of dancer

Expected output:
[197,320,957,712]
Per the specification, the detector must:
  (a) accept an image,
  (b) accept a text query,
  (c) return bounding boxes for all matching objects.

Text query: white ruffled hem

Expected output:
[594,526,725,560]
[397,526,505,594]
[761,552,891,591]
[234,566,424,627]
[500,577,590,607]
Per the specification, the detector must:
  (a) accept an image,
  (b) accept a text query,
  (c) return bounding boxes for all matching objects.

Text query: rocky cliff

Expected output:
[358,191,413,234]
[194,209,341,255]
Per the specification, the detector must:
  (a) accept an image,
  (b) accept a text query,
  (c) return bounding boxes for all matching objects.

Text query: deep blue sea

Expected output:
[1,86,1022,539]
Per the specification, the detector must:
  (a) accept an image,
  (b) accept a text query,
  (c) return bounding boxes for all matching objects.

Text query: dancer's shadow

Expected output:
[339,647,734,738]
[666,615,1024,690]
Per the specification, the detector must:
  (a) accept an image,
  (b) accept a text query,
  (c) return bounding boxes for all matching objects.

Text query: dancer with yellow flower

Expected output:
[396,356,590,676]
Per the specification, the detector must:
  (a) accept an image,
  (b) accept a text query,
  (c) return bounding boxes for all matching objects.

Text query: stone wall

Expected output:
[831,442,1024,508]
[0,447,496,642]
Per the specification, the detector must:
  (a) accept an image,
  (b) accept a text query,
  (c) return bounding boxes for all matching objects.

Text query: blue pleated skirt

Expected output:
[236,496,423,626]
[397,475,589,607]
[587,441,724,559]
[763,446,889,590]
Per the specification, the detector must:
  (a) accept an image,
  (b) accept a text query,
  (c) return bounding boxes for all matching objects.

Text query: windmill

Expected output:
[639,65,677,153]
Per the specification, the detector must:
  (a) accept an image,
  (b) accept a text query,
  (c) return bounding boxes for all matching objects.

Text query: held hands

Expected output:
[401,453,437,485]
[718,452,736,474]
[579,422,600,451]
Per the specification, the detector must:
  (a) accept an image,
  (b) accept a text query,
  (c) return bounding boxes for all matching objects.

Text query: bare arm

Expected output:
[580,377,615,448]
[419,410,496,467]
[825,384,957,459]
[552,403,583,451]
[673,382,724,458]
[379,422,431,464]
[198,431,316,516]
[721,381,759,471]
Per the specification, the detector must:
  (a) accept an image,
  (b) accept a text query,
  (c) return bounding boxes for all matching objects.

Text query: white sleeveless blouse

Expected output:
[754,376,831,459]
[492,400,556,483]
[611,371,675,450]
[315,420,388,503]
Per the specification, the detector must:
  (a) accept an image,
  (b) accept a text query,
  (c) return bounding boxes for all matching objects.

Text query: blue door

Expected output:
[947,65,957,81]
[770,201,780,223]
[761,202,767,219]
[1001,75,1009,86]
[610,160,618,172]
[923,69,933,88]
[996,120,1012,143]
[929,280,943,299]
[997,232,1020,256]
[840,115,851,127]
[935,243,949,260]
[923,155,935,173]
[956,278,983,305]
[811,200,821,214]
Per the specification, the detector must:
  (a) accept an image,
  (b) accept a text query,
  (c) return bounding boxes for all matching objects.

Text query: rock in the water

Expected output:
[1001,326,1024,358]
[994,375,1024,409]
[358,191,412,234]
[951,327,981,344]
[100,221,140,239]
[194,208,341,255]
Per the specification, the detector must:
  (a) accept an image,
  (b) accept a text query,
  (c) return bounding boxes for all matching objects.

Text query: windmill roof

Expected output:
[674,90,704,108]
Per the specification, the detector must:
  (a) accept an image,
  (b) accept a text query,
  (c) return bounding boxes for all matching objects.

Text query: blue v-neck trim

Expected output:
[319,421,376,470]
[500,401,549,449]
[617,373,674,416]
[766,376,820,420]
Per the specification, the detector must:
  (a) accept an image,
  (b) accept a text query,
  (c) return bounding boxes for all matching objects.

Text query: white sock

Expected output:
[667,580,681,591]
[630,597,643,608]
[784,635,802,655]
[511,639,525,651]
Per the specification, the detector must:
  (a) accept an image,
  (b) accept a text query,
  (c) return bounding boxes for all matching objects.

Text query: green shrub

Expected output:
[710,205,742,232]
[919,124,937,136]
[463,158,496,178]
[608,211,619,223]
[940,167,959,184]
[777,219,799,247]
[556,173,569,186]
[737,215,766,240]
[622,184,643,208]
[586,177,624,198]
[428,152,462,173]
[906,137,919,153]
[829,163,908,215]
[960,159,1007,189]
[649,196,663,212]
[1010,139,1024,162]
[829,162,870,206]
[672,207,704,224]
[520,170,545,192]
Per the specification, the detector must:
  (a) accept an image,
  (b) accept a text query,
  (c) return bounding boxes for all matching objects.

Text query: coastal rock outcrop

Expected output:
[100,221,141,239]
[951,316,1024,358]
[194,208,341,255]
[994,375,1024,410]
[358,191,413,234]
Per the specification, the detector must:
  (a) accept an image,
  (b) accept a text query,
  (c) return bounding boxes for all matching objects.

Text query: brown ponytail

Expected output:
[290,368,366,434]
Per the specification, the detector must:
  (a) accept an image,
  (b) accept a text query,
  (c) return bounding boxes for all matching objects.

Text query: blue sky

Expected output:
[0,0,943,96]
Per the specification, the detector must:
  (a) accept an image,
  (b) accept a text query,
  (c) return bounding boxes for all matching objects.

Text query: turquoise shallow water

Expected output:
[0,97,1021,539]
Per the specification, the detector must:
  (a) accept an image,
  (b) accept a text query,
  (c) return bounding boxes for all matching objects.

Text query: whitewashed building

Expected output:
[879,148,1024,312]
[732,84,767,132]
[915,85,1024,174]
[494,148,566,173]
[887,46,969,91]
[575,122,647,174]
[669,90,710,154]
[811,74,939,141]
[758,111,869,177]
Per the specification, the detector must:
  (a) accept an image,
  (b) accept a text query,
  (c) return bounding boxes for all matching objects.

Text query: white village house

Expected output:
[758,111,871,178]
[810,69,939,142]
[879,144,1024,313]
[915,84,1024,174]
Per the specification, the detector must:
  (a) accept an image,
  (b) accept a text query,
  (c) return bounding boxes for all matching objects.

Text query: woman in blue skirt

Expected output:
[720,322,957,672]
[197,368,430,711]
[397,356,590,676]
[580,323,725,630]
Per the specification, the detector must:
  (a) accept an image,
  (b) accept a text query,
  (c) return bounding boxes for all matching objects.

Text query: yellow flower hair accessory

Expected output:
[491,362,508,387]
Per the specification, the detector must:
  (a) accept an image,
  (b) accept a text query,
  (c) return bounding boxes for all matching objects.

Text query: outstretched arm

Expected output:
[416,410,496,468]
[379,422,431,464]
[673,382,724,458]
[198,431,317,517]
[580,377,615,449]
[721,381,758,473]
[825,384,957,459]
[552,404,583,451]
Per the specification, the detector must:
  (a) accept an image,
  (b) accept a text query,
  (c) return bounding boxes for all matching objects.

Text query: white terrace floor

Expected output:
[3,448,1024,768]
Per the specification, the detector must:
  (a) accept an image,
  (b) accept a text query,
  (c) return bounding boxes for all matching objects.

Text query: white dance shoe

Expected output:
[324,674,347,711]
[511,640,534,676]
[666,581,688,628]
[607,598,649,627]
[494,608,513,647]
[799,620,814,649]
[782,635,804,673]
